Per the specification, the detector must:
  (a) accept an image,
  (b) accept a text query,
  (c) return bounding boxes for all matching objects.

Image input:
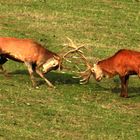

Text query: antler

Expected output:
[62,37,93,84]
[74,53,93,84]
[74,68,92,84]
[62,37,84,59]
[60,37,85,69]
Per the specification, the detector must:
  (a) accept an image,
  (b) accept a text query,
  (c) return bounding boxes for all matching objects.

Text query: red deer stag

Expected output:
[91,49,140,98]
[0,37,82,88]
[68,40,140,97]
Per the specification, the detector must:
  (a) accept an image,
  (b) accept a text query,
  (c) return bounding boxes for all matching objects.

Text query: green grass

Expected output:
[0,0,140,139]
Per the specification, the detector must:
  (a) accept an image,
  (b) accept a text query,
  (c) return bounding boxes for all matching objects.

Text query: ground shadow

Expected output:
[10,70,79,85]
[112,86,140,98]
[5,70,140,97]
[87,78,140,98]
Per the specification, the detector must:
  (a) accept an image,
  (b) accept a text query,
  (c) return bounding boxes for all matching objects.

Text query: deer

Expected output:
[91,49,140,98]
[67,39,140,98]
[0,37,83,88]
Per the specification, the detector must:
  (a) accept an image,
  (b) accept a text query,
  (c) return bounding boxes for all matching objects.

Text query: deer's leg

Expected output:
[35,67,55,88]
[0,64,5,73]
[0,65,8,76]
[0,56,9,76]
[119,75,129,98]
[24,62,36,87]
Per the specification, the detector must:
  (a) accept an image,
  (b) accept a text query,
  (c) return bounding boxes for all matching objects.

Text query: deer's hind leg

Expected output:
[0,55,8,76]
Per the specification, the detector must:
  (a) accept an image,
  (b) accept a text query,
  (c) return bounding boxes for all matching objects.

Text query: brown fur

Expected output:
[0,37,58,63]
[96,49,140,97]
[0,37,60,87]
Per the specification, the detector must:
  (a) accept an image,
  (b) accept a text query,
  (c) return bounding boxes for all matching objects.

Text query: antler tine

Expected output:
[73,68,92,84]
[62,37,86,59]
[66,37,85,54]
[77,51,92,69]
[61,37,93,84]
[69,43,93,84]
[66,37,77,49]
[67,38,91,68]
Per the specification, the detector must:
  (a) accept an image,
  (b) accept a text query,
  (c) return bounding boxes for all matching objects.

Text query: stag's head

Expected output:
[76,52,106,83]
[42,37,86,74]
[77,60,104,83]
[42,55,60,73]
[91,64,103,81]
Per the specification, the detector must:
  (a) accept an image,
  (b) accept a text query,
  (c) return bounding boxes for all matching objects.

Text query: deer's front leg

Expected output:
[119,75,129,98]
[35,67,55,88]
[24,62,37,87]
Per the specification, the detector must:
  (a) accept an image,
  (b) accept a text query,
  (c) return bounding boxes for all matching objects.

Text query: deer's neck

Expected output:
[98,58,117,78]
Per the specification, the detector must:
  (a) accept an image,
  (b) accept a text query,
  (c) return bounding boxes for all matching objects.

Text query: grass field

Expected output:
[0,0,140,139]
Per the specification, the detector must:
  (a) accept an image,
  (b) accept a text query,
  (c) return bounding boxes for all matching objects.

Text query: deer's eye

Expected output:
[91,68,95,73]
[53,62,57,66]
[52,60,58,67]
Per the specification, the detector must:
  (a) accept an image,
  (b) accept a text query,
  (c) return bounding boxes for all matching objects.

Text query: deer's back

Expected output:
[0,37,54,63]
[109,49,140,75]
[98,49,140,76]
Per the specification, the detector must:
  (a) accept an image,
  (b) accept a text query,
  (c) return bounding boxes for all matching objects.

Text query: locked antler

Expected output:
[62,37,93,84]
[75,52,93,84]
[62,37,84,59]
